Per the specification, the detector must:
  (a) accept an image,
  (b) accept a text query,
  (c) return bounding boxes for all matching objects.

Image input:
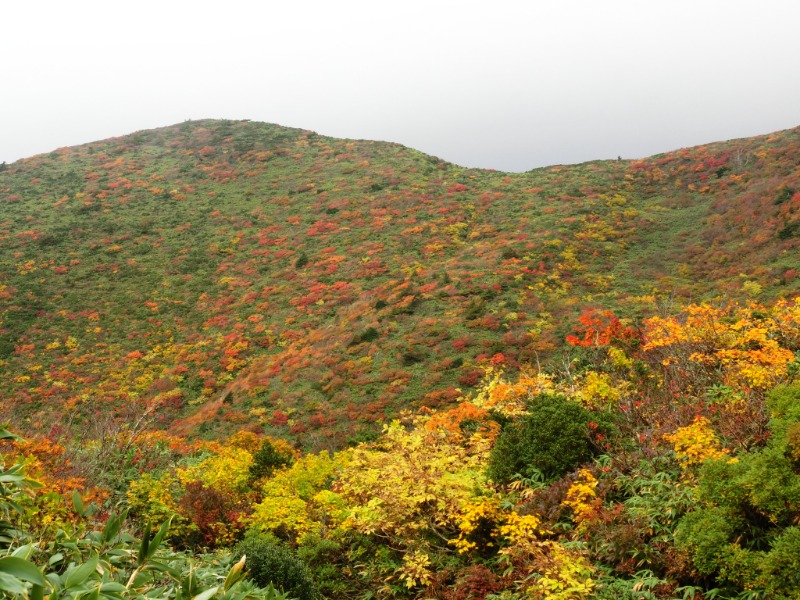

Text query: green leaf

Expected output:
[72,490,85,515]
[0,571,27,595]
[146,517,172,559]
[64,555,99,588]
[0,425,20,441]
[137,522,152,567]
[0,556,47,586]
[143,560,181,578]
[11,543,35,559]
[99,582,127,592]
[191,587,219,600]
[85,586,101,600]
[101,510,127,544]
[45,571,61,589]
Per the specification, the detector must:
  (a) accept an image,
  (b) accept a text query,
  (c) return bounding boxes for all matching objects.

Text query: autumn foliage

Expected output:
[3,120,800,598]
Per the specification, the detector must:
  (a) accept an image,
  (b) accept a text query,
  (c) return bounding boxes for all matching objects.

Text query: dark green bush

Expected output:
[248,440,294,483]
[486,394,610,484]
[294,253,309,269]
[360,327,379,343]
[295,535,351,598]
[234,534,319,600]
[350,327,379,345]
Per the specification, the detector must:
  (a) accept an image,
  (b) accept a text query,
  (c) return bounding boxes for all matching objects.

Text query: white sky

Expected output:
[2,0,799,172]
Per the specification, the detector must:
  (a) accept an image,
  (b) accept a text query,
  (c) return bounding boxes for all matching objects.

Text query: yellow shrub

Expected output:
[561,469,598,532]
[664,416,731,470]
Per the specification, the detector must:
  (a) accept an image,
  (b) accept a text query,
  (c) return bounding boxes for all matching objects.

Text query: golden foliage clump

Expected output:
[664,416,732,470]
[574,370,628,410]
[249,450,348,540]
[643,302,797,392]
[336,418,491,541]
[126,472,194,538]
[471,368,558,417]
[495,508,595,599]
[561,469,599,532]
[177,445,254,495]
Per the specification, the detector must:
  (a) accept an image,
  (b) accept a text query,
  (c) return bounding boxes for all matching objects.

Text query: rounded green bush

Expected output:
[487,394,608,484]
[233,534,319,600]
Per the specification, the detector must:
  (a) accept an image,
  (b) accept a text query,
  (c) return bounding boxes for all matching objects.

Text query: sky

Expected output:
[3,0,800,172]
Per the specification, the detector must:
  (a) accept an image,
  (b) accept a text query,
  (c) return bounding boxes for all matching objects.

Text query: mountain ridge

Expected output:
[10,119,800,173]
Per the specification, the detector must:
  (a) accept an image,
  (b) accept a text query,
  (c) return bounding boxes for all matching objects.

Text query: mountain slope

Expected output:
[1,120,798,448]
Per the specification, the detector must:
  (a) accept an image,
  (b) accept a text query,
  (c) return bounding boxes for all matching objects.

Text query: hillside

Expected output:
[1,120,799,447]
[4,120,800,600]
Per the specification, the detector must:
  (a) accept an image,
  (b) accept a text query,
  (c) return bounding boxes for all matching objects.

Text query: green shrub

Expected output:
[294,253,309,269]
[249,440,294,484]
[486,394,610,484]
[674,507,741,577]
[296,535,351,598]
[767,383,800,437]
[675,383,800,596]
[360,327,379,343]
[233,534,319,600]
[760,527,800,596]
[350,327,379,345]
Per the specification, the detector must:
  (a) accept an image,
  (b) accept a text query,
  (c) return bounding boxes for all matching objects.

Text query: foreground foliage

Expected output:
[7,297,799,597]
[0,428,295,599]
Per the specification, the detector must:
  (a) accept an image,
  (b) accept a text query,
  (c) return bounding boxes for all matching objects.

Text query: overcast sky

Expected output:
[2,1,799,172]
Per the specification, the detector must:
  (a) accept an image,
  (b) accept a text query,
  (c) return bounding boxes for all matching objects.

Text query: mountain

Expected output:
[1,119,799,448]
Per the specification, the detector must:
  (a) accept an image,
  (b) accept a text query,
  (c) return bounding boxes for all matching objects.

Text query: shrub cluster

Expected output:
[487,394,612,484]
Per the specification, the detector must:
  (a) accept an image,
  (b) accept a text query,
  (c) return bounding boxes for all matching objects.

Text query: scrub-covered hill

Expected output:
[1,120,799,447]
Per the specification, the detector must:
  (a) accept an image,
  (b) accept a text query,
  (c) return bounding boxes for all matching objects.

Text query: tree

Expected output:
[249,439,295,484]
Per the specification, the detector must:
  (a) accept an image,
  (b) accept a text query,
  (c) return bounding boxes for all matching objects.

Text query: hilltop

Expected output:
[1,119,799,446]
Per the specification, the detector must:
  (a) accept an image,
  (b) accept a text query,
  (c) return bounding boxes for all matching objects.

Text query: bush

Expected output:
[487,394,609,484]
[249,440,294,483]
[233,534,319,600]
[761,527,800,595]
[294,253,309,269]
[296,535,351,598]
[350,327,379,346]
[674,383,800,595]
